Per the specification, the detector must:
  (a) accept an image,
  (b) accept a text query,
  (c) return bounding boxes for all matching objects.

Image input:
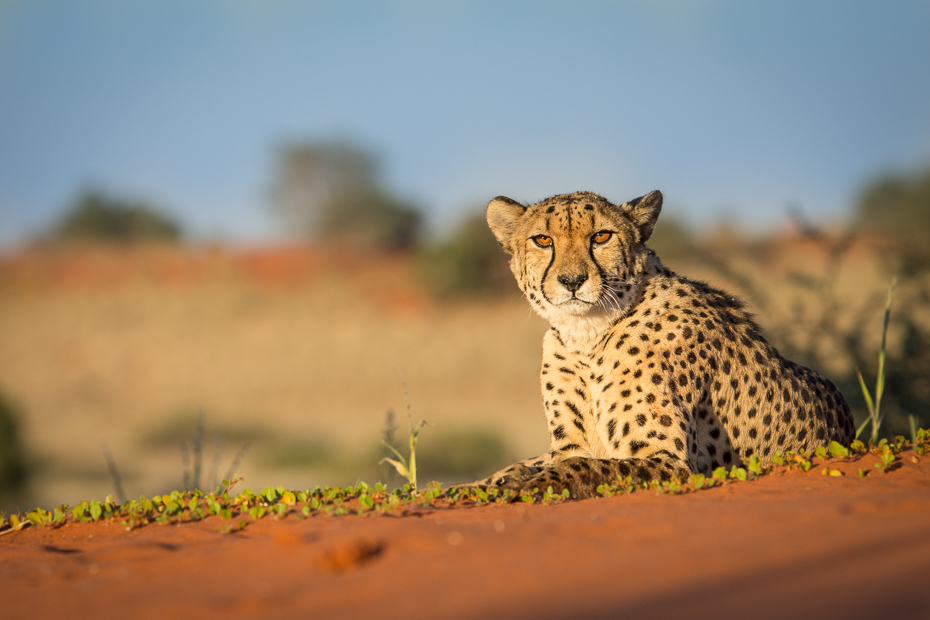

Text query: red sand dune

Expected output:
[2,451,929,619]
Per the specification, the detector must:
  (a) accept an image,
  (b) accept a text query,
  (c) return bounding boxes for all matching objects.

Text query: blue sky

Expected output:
[1,1,928,246]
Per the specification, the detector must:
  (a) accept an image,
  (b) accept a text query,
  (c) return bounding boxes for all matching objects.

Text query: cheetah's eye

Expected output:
[532,235,553,248]
[592,231,612,244]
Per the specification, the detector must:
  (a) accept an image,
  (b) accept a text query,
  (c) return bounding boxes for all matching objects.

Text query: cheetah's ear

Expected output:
[620,190,663,242]
[487,196,527,255]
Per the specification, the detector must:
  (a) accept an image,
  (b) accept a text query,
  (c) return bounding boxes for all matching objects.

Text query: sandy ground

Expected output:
[3,451,929,619]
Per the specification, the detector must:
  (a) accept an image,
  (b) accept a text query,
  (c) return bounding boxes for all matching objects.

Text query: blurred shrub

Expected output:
[0,393,27,493]
[140,412,271,448]
[414,428,513,483]
[261,439,335,469]
[854,166,930,250]
[270,140,422,250]
[49,189,182,243]
[420,213,513,298]
[647,214,695,259]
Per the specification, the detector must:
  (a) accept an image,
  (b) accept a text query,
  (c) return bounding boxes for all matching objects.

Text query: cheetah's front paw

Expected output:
[490,463,542,488]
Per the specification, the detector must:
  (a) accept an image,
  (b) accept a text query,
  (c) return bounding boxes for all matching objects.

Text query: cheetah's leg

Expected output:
[500,450,691,499]
[459,452,554,488]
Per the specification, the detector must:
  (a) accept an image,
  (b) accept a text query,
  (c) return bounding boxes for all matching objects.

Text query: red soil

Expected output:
[3,452,929,619]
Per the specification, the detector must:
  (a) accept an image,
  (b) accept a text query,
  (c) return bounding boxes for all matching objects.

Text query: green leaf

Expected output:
[380,457,410,480]
[828,441,849,458]
[89,500,103,521]
[856,369,876,418]
[381,440,408,467]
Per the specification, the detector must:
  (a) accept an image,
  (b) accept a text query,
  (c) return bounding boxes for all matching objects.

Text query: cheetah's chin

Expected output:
[556,299,597,315]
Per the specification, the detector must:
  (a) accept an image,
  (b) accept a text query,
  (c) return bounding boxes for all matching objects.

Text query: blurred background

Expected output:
[1,1,929,511]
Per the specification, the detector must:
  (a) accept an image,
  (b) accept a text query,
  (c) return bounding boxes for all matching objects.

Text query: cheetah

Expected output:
[473,190,854,499]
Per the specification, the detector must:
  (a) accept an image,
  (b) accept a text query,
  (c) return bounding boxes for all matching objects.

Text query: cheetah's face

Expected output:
[487,190,663,321]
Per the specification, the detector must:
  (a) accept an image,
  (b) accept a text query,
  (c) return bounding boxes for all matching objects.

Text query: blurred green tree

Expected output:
[270,140,421,250]
[50,189,182,243]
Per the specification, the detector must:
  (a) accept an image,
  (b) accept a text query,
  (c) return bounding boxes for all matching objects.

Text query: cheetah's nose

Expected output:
[557,273,588,293]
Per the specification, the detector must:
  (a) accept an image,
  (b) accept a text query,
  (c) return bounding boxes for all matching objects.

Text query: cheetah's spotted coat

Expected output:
[476,190,854,498]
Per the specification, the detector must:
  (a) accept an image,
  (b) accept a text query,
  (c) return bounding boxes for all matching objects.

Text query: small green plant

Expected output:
[729,467,748,481]
[828,441,850,458]
[856,278,896,444]
[746,455,764,476]
[915,428,928,457]
[875,442,896,472]
[380,419,428,491]
[379,375,429,492]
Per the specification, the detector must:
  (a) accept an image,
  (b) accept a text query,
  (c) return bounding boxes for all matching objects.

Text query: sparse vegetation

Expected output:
[379,383,429,492]
[2,430,926,537]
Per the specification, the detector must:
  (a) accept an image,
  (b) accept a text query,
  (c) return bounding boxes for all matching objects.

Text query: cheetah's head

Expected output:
[487,190,662,326]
